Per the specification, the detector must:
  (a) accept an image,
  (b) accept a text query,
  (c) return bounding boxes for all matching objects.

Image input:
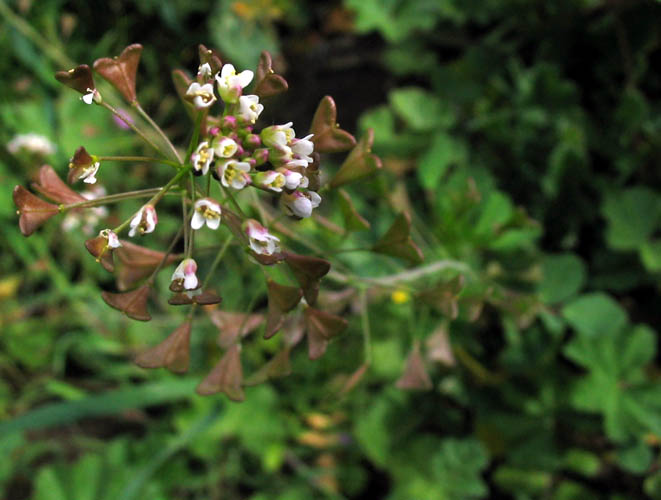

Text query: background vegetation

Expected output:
[1,0,661,498]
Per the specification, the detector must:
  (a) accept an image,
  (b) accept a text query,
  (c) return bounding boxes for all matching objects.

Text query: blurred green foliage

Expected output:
[1,0,660,499]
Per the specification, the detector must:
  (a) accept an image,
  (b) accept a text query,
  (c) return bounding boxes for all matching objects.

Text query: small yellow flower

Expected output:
[391,289,410,304]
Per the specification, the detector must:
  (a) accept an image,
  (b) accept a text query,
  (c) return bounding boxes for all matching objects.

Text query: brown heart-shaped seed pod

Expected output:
[308,96,356,153]
[93,43,143,103]
[13,186,60,237]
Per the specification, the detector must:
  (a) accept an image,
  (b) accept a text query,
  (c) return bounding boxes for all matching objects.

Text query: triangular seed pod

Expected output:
[196,344,245,401]
[284,253,331,306]
[244,347,292,386]
[329,129,382,188]
[308,96,356,153]
[93,43,143,103]
[265,280,302,339]
[134,320,192,373]
[254,51,288,98]
[13,186,60,237]
[338,189,370,232]
[304,307,348,360]
[395,341,433,390]
[54,64,95,95]
[101,284,152,321]
[32,165,86,205]
[372,212,424,265]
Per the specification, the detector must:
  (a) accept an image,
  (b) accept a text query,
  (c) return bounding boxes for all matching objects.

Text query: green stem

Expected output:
[133,102,183,164]
[360,289,372,364]
[222,185,246,217]
[61,187,164,211]
[97,156,180,169]
[202,235,234,289]
[0,1,73,68]
[100,102,165,157]
[147,226,184,284]
[186,112,204,160]
[150,167,191,206]
[182,191,190,257]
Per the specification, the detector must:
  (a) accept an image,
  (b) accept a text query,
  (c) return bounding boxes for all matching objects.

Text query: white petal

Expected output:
[237,70,254,88]
[184,274,198,290]
[82,93,94,105]
[207,217,221,230]
[309,191,322,208]
[191,211,205,230]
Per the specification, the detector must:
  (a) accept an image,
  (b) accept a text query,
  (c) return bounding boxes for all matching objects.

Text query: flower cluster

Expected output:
[13,44,385,400]
[183,62,320,222]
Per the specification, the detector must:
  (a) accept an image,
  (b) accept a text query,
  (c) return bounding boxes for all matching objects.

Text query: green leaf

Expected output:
[639,240,661,272]
[562,293,627,338]
[0,378,198,435]
[602,187,660,250]
[34,467,68,500]
[538,253,586,303]
[417,131,465,189]
[474,191,514,237]
[389,87,454,131]
[616,440,653,474]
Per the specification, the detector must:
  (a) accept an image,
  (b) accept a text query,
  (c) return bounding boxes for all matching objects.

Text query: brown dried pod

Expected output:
[284,252,331,306]
[372,212,424,265]
[198,44,222,75]
[304,152,321,192]
[196,344,245,401]
[13,186,60,237]
[114,240,179,290]
[93,43,143,103]
[329,129,382,188]
[134,320,192,373]
[265,279,303,339]
[32,165,86,205]
[254,51,288,98]
[168,289,222,306]
[338,189,370,232]
[101,284,151,321]
[250,251,285,266]
[208,310,264,349]
[85,233,116,272]
[67,146,97,184]
[425,325,456,367]
[244,347,292,386]
[308,96,356,153]
[396,341,433,391]
[54,64,95,95]
[304,307,348,360]
[171,69,196,120]
[418,275,465,319]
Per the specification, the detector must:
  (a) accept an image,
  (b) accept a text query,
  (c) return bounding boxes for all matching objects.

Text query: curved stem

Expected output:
[202,235,234,289]
[61,187,164,211]
[100,102,165,156]
[97,156,180,169]
[133,102,183,164]
[360,289,372,365]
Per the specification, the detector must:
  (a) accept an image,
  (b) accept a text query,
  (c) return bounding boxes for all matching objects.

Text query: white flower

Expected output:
[244,219,280,256]
[216,64,253,103]
[191,141,214,175]
[291,134,314,164]
[261,122,295,148]
[80,161,101,184]
[128,205,158,237]
[198,62,213,80]
[283,190,321,218]
[284,158,308,169]
[191,198,222,230]
[81,88,100,105]
[186,82,217,109]
[255,170,286,192]
[7,133,56,156]
[277,168,307,190]
[218,159,251,190]
[171,258,199,291]
[238,95,264,124]
[213,136,238,158]
[100,228,122,248]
